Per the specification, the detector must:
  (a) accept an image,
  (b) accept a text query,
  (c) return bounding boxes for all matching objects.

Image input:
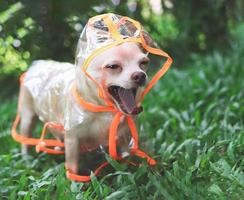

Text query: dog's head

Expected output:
[86,42,149,115]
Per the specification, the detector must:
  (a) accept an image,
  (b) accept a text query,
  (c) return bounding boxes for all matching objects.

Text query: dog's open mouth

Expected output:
[108,86,143,115]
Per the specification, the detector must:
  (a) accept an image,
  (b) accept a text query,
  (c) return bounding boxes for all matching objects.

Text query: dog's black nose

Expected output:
[131,72,146,86]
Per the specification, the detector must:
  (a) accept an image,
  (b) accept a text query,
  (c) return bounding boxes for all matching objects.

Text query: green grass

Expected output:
[0,50,243,199]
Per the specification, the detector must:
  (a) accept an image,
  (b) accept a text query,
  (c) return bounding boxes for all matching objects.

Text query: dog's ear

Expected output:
[138,32,158,55]
[142,31,158,48]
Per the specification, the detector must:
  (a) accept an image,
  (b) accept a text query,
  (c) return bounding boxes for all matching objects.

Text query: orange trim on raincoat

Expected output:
[11,13,173,182]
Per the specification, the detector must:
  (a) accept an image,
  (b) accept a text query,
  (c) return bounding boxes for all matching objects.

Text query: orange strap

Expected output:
[66,159,138,182]
[108,112,122,159]
[140,36,173,100]
[35,122,65,154]
[71,84,117,113]
[66,162,110,182]
[12,114,64,149]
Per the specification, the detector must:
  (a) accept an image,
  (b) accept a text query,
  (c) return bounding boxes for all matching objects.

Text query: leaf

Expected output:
[208,184,224,196]
[105,191,125,200]
[0,2,23,24]
[70,181,81,193]
[168,108,182,121]
[105,154,126,171]
[17,191,28,196]
[23,192,31,200]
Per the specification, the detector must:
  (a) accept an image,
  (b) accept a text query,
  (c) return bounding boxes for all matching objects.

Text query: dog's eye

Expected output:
[105,64,121,70]
[139,59,150,71]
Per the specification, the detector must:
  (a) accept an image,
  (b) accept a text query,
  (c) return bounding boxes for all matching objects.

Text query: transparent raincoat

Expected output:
[12,13,173,182]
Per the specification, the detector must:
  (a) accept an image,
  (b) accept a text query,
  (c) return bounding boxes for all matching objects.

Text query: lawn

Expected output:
[0,50,243,199]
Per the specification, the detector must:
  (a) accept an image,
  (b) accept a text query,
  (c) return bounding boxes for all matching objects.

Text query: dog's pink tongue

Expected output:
[118,88,138,114]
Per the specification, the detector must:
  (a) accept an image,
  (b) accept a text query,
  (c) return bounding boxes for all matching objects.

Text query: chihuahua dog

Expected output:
[19,42,150,174]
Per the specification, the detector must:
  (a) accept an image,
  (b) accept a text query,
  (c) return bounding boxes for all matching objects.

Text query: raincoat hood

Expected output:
[74,13,172,109]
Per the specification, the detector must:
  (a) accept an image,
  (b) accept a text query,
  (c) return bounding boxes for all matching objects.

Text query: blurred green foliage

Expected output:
[0,0,243,95]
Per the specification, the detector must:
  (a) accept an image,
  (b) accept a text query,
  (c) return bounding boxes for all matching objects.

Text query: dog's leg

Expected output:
[118,125,131,158]
[20,112,36,155]
[65,132,80,174]
[19,86,36,156]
